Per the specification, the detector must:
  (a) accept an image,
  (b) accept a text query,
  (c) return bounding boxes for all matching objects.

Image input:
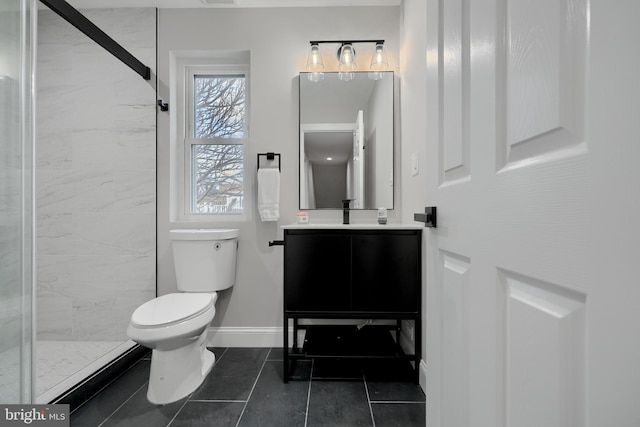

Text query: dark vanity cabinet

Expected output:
[284,233,351,312]
[282,227,422,383]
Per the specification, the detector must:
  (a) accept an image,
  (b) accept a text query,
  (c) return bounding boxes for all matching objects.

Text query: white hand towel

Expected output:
[258,168,280,222]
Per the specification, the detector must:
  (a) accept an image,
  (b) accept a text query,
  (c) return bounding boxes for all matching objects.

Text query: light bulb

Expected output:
[339,71,355,81]
[306,43,324,73]
[338,44,357,72]
[369,42,389,72]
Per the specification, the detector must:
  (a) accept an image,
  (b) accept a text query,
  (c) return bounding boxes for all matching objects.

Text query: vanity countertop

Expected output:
[282,223,423,230]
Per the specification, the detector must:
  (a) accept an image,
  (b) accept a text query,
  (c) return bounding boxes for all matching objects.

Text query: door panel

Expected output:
[441,251,471,427]
[498,0,588,169]
[284,234,351,311]
[503,270,586,427]
[352,233,421,312]
[441,0,470,184]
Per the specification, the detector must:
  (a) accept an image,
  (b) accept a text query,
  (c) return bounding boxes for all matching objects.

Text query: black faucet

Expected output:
[342,199,352,224]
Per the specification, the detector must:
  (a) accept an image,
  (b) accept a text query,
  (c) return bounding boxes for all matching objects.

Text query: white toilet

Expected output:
[127,228,239,405]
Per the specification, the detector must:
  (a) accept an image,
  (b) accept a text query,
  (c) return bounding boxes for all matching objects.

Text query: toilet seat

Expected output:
[131,293,217,328]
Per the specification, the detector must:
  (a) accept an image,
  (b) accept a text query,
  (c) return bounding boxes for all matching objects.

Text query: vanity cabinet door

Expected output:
[284,233,351,312]
[351,232,421,313]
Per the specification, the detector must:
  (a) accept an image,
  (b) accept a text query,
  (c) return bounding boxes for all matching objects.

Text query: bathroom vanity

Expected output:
[281,224,422,383]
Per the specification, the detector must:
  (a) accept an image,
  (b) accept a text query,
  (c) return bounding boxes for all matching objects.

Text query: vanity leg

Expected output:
[283,316,289,383]
[414,316,421,384]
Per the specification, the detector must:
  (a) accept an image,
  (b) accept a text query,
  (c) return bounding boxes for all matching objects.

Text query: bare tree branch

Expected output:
[192,75,246,213]
[194,77,245,139]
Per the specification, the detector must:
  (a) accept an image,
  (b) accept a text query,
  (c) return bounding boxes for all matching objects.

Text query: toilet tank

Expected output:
[170,229,239,292]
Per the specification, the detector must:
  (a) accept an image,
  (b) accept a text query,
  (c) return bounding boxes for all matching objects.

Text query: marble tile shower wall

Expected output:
[36,8,156,341]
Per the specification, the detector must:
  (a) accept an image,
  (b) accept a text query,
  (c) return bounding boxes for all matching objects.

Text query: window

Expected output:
[184,66,248,217]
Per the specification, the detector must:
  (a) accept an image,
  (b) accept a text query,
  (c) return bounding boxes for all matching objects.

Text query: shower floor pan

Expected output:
[0,339,135,403]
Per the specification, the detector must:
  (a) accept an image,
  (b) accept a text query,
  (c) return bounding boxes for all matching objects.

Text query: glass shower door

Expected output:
[0,0,36,404]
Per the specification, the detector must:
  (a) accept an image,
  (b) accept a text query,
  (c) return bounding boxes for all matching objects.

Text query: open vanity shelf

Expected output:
[281,225,422,383]
[301,324,402,358]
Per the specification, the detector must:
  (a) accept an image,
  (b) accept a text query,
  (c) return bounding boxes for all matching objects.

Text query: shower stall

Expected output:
[1,0,156,404]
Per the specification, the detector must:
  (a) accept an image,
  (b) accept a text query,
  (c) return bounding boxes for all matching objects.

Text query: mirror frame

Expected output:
[298,71,394,210]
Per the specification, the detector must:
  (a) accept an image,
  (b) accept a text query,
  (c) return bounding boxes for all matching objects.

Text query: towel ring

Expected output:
[257,152,281,172]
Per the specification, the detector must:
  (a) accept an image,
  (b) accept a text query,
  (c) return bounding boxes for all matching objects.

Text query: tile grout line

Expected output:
[363,375,377,427]
[234,348,271,427]
[166,395,191,427]
[97,382,148,427]
[167,347,230,426]
[214,347,230,365]
[303,358,314,427]
[155,348,232,427]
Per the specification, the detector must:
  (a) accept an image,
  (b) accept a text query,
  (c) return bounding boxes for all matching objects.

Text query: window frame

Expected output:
[178,62,250,221]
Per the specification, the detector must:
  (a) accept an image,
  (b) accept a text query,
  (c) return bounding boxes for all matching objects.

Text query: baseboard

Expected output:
[419,359,427,393]
[399,328,427,394]
[206,326,286,348]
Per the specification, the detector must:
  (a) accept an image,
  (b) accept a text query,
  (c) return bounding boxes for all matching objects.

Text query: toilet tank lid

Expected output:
[170,228,239,240]
[131,293,216,327]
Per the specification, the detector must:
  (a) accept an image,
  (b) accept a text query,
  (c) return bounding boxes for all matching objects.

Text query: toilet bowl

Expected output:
[127,293,217,404]
[127,229,239,405]
[128,293,217,350]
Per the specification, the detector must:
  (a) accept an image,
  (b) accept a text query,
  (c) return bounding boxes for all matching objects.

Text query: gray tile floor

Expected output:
[71,347,425,427]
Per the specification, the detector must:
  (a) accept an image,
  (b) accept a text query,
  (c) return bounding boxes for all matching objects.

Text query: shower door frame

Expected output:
[0,0,37,404]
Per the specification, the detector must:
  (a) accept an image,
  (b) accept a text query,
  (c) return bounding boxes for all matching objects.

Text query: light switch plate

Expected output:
[411,151,419,176]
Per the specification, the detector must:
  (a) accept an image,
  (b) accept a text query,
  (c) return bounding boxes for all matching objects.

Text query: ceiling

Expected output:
[305,132,353,166]
[67,0,400,9]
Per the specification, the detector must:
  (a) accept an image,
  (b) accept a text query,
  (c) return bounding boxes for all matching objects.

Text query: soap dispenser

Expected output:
[377,207,388,224]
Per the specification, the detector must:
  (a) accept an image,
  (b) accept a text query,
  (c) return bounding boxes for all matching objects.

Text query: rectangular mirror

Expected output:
[299,71,394,210]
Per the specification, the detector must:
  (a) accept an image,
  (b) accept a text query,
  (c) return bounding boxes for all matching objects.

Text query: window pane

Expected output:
[192,144,244,214]
[194,75,245,139]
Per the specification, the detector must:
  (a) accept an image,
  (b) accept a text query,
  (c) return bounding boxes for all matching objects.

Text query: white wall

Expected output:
[399,0,428,382]
[157,7,400,331]
[36,9,157,341]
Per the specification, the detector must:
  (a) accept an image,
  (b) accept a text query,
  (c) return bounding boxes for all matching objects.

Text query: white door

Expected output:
[425,0,640,426]
[352,110,365,208]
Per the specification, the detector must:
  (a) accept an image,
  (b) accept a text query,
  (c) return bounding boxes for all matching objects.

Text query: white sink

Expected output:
[281,223,422,230]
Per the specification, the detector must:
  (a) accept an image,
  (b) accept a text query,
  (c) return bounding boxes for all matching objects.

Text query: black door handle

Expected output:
[414,207,437,228]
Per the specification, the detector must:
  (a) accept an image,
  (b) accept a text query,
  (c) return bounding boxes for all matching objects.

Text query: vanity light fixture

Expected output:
[338,43,356,80]
[305,40,389,81]
[368,42,389,81]
[369,42,389,70]
[339,71,355,82]
[305,42,325,82]
[337,43,357,71]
